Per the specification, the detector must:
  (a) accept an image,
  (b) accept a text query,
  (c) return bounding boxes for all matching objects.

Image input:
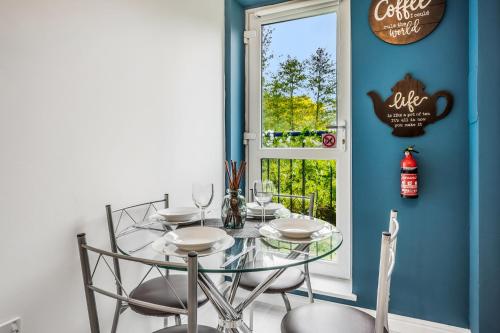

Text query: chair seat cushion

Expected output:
[129,275,208,317]
[281,303,388,333]
[239,267,305,294]
[156,324,219,333]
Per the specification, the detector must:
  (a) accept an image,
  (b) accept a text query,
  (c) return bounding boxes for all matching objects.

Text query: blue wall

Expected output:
[226,0,478,329]
[469,0,500,332]
[351,0,469,327]
[468,1,479,331]
[225,0,245,163]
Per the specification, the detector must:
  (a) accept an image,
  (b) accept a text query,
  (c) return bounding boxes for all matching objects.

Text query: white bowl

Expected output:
[156,207,199,222]
[270,218,324,239]
[165,226,227,251]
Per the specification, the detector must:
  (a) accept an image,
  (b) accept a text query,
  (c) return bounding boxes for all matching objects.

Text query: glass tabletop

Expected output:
[116,217,343,274]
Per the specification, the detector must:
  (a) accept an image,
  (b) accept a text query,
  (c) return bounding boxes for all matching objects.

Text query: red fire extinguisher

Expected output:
[401,145,419,199]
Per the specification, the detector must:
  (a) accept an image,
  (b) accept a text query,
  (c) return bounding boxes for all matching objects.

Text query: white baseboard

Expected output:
[245,290,470,333]
[356,307,470,333]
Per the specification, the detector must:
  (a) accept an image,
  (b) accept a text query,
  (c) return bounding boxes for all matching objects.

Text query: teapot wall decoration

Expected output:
[368,74,453,137]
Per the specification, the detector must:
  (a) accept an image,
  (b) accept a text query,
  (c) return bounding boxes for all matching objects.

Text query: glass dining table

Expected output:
[116,215,343,332]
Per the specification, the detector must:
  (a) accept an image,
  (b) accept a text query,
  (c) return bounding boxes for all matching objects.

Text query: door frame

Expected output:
[244,0,352,279]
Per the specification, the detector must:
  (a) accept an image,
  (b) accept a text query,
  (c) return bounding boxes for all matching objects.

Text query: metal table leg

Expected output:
[227,238,255,304]
[197,243,310,332]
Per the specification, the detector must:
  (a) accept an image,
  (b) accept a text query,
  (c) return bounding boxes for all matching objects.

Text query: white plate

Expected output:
[164,226,227,251]
[156,207,199,222]
[152,234,235,257]
[247,202,283,214]
[270,218,325,239]
[259,224,334,244]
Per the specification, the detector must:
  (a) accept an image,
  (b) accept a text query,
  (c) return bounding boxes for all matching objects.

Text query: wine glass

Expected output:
[192,183,214,226]
[253,180,275,226]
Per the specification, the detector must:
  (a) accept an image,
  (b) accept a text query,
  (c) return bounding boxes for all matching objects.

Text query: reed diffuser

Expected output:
[221,160,247,229]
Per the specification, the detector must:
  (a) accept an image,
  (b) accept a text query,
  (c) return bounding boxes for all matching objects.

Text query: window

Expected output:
[245,0,351,279]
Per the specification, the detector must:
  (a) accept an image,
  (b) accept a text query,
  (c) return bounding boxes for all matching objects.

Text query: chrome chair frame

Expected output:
[279,209,400,333]
[375,209,400,333]
[271,192,315,305]
[249,191,316,304]
[105,195,182,332]
[245,191,316,331]
[77,233,199,333]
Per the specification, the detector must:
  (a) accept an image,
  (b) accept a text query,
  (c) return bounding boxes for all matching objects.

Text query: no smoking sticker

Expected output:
[322,133,336,148]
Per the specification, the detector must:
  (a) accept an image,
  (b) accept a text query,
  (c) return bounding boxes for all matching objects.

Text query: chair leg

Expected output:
[111,300,120,333]
[281,292,292,312]
[248,304,255,332]
[174,314,182,326]
[304,263,314,303]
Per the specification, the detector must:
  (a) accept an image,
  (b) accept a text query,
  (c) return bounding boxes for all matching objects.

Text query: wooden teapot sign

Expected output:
[369,0,446,45]
[368,74,453,137]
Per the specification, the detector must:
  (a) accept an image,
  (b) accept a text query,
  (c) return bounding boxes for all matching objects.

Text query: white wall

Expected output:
[0,0,224,331]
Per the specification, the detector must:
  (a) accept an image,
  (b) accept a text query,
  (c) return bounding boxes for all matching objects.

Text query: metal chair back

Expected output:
[249,190,316,304]
[105,195,170,331]
[274,192,315,218]
[106,194,169,256]
[77,233,199,333]
[375,209,400,333]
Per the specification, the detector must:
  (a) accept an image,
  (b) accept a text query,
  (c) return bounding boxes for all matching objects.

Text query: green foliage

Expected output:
[262,49,337,136]
[261,26,274,80]
[267,56,307,130]
[306,48,337,128]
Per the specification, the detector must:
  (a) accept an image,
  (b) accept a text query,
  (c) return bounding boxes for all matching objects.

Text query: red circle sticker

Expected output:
[322,133,336,148]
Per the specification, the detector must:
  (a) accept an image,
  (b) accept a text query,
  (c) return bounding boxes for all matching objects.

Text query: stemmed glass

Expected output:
[192,183,214,227]
[253,180,275,226]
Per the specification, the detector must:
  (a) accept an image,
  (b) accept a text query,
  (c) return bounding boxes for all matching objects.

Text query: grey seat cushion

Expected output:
[129,275,208,317]
[239,267,305,294]
[281,303,388,333]
[156,324,218,333]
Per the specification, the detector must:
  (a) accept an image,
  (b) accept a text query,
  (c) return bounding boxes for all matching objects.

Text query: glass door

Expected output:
[246,1,351,278]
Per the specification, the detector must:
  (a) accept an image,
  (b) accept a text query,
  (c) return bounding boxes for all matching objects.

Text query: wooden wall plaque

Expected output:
[369,0,446,45]
[368,74,453,137]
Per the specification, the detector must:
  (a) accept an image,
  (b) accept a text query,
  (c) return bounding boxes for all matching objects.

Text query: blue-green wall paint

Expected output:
[351,0,469,327]
[469,0,500,332]
[468,1,479,331]
[225,0,245,163]
[225,0,499,329]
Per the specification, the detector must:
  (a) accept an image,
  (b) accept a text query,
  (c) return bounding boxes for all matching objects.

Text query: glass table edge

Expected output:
[116,232,343,273]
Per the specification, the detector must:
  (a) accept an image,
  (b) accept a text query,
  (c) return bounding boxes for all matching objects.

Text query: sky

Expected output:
[263,12,337,77]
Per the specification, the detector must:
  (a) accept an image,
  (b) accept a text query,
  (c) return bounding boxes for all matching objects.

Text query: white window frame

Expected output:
[244,0,352,279]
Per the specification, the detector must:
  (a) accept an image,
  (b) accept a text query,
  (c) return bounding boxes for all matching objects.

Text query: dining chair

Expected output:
[105,195,208,332]
[77,233,217,333]
[239,192,315,330]
[280,209,400,333]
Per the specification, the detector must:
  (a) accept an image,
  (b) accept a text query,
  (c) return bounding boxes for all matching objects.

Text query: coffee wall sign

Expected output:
[369,0,446,45]
[368,74,453,137]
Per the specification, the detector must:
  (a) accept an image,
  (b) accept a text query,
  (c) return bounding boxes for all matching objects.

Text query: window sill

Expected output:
[294,273,357,302]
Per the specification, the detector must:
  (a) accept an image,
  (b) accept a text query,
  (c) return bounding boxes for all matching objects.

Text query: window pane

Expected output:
[261,158,337,261]
[261,13,337,148]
